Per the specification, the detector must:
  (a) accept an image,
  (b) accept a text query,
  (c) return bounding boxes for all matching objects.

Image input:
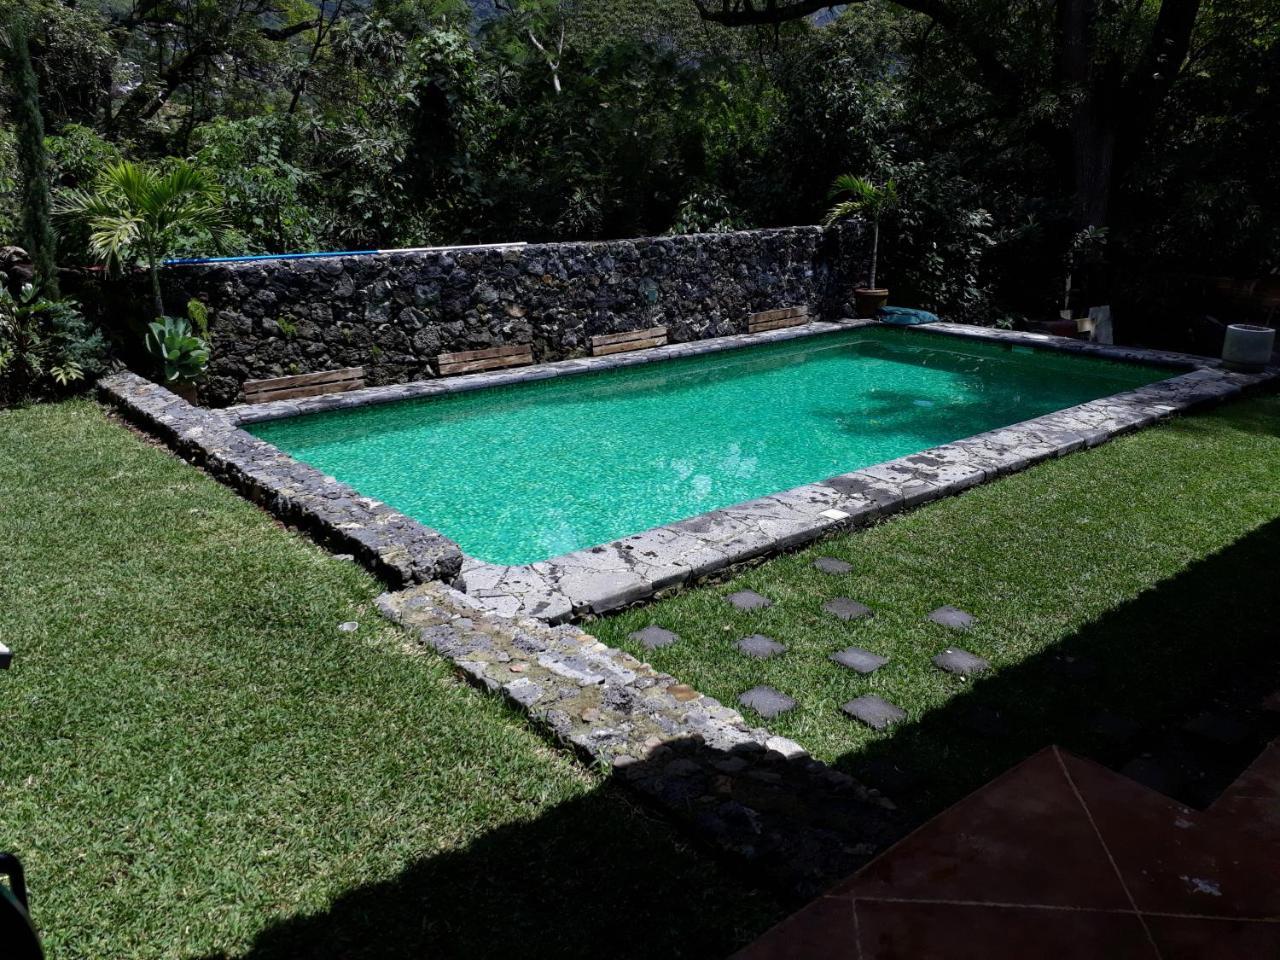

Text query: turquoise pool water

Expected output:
[249,328,1165,565]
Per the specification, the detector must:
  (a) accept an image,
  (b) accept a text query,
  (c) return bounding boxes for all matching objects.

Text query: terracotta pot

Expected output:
[854,288,890,319]
[169,380,199,404]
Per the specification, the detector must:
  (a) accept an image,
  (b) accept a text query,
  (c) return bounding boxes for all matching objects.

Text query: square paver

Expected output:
[842,695,906,730]
[738,685,797,719]
[736,634,787,660]
[727,590,773,611]
[823,598,874,622]
[932,647,991,677]
[1091,710,1141,742]
[927,605,976,630]
[628,624,680,650]
[830,646,889,674]
[1182,711,1253,745]
[813,557,853,575]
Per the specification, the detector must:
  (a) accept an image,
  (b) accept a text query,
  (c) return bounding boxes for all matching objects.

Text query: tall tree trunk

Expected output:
[869,220,879,289]
[5,22,59,298]
[149,259,165,319]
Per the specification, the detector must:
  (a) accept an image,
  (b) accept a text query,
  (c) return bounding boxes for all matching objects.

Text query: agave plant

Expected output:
[144,316,209,384]
[56,159,229,318]
[824,174,900,290]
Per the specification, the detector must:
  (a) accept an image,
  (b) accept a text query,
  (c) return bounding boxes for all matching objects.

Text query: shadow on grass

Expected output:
[203,515,1280,960]
[193,776,783,960]
[836,513,1280,821]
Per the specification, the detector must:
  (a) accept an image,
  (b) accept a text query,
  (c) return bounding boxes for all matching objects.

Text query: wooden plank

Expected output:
[242,367,365,403]
[749,305,809,326]
[242,366,364,394]
[438,344,534,376]
[245,379,366,403]
[590,325,668,349]
[748,314,810,334]
[593,334,668,356]
[438,344,530,365]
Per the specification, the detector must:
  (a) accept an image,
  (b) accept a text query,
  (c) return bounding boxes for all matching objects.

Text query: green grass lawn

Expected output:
[0,400,780,960]
[597,389,1280,814]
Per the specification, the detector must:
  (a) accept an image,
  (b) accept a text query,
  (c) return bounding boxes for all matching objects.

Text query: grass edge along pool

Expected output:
[247,327,1167,565]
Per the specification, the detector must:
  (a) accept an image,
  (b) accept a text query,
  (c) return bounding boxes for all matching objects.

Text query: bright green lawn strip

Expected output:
[596,391,1280,810]
[0,400,779,960]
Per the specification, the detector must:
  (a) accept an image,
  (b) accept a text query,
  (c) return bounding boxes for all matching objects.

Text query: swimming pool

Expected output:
[248,326,1165,566]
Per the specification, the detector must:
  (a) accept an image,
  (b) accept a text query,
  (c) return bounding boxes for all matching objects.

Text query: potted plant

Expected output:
[825,174,899,318]
[144,314,209,402]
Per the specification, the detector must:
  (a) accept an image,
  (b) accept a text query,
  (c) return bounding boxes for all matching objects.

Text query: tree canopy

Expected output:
[0,0,1275,336]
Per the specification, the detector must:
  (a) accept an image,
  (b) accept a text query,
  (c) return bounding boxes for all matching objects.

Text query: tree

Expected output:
[56,160,229,318]
[2,18,58,297]
[692,0,1203,238]
[825,174,898,289]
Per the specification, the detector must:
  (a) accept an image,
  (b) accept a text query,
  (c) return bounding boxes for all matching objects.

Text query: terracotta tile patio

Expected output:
[735,742,1280,959]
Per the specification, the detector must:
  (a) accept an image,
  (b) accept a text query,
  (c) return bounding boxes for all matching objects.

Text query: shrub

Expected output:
[143,315,208,385]
[0,283,106,404]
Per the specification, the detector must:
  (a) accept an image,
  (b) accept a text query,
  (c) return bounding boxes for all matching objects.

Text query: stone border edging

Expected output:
[378,579,900,898]
[97,371,464,587]
[223,320,862,425]
[209,319,1277,622]
[455,330,1277,621]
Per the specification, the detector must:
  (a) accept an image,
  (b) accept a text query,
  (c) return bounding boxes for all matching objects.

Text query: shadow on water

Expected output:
[203,516,1280,960]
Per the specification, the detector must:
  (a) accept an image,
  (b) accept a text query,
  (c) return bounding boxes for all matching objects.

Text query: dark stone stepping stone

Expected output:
[856,757,924,794]
[932,647,990,677]
[841,695,906,731]
[927,605,976,630]
[1182,711,1253,746]
[813,556,853,575]
[1054,654,1099,680]
[736,634,786,660]
[628,625,679,650]
[823,598,873,622]
[738,685,796,719]
[959,705,1007,737]
[726,589,772,611]
[1091,710,1142,742]
[830,646,888,675]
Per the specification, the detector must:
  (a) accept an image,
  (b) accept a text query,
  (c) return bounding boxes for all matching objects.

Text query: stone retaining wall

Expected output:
[153,224,870,405]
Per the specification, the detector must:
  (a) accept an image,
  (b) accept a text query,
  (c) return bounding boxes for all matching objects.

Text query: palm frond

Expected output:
[87,216,142,274]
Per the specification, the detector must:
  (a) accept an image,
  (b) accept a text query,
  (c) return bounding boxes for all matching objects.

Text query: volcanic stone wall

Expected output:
[155,223,871,405]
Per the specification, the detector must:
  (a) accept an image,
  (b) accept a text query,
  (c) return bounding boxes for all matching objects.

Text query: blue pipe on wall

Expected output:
[164,242,527,267]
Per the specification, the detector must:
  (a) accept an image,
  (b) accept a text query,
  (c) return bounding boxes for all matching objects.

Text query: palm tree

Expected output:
[824,174,899,291]
[56,160,228,318]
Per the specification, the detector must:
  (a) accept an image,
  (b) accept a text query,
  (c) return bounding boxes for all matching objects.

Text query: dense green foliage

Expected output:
[0,283,105,403]
[0,0,1275,330]
[56,158,229,316]
[1,18,57,295]
[0,399,780,958]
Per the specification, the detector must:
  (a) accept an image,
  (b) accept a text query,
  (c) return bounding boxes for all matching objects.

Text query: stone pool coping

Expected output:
[431,323,1279,622]
[103,322,1278,621]
[96,320,1278,897]
[97,371,464,587]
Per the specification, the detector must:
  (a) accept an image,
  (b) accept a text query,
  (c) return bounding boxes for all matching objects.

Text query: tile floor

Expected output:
[736,740,1280,958]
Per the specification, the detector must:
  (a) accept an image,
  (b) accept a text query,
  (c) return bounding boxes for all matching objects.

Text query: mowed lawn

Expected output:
[0,400,779,960]
[599,389,1280,812]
